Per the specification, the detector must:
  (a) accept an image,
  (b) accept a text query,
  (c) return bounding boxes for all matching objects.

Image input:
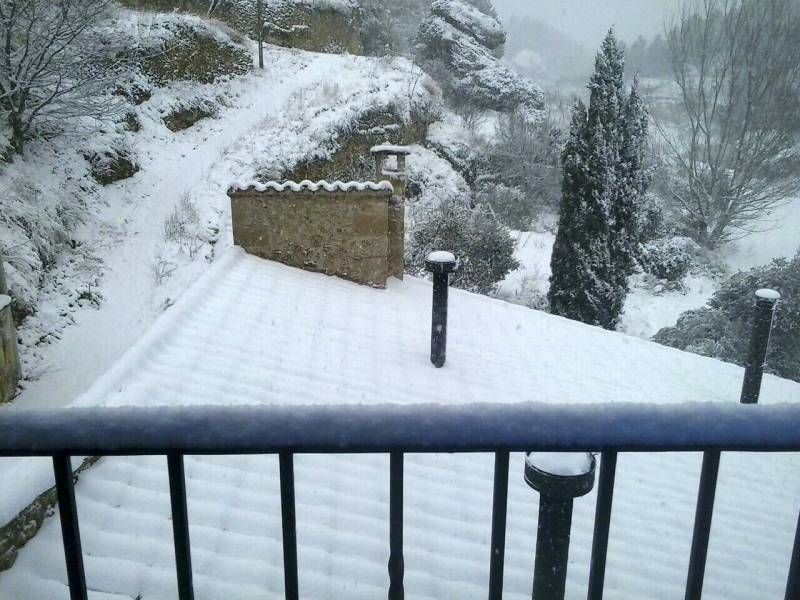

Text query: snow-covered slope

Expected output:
[1,248,799,599]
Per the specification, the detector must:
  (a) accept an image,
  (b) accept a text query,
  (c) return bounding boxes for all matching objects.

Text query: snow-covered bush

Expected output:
[406,201,518,295]
[639,236,701,283]
[654,254,800,383]
[0,177,84,318]
[163,194,205,258]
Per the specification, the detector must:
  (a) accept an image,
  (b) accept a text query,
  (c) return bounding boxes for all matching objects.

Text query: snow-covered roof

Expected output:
[0,295,10,311]
[228,179,394,193]
[3,248,800,599]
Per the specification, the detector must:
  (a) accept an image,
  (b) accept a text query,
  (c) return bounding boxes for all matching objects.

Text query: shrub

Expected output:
[638,236,701,282]
[475,183,536,231]
[653,254,800,383]
[406,201,518,294]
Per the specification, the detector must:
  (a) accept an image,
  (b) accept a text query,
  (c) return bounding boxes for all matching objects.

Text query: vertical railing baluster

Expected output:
[53,454,88,600]
[786,508,800,600]
[167,453,195,600]
[587,451,617,600]
[389,452,405,600]
[488,451,510,600]
[280,451,299,600]
[685,450,721,600]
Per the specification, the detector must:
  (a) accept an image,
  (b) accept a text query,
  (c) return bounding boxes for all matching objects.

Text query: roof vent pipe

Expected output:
[424,251,456,368]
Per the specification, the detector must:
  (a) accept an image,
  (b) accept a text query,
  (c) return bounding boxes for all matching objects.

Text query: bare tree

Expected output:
[656,0,800,248]
[0,0,125,155]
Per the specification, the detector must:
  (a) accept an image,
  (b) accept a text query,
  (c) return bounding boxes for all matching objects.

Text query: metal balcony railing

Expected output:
[1,402,800,600]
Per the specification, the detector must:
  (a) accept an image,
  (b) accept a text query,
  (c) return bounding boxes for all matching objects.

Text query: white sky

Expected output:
[492,0,682,46]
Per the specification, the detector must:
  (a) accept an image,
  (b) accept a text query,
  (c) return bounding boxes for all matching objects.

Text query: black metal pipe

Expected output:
[389,452,404,600]
[280,451,299,600]
[4,403,800,456]
[167,453,194,600]
[741,289,780,404]
[53,455,88,600]
[587,451,618,600]
[532,494,574,599]
[685,450,721,600]
[424,252,456,368]
[525,454,596,600]
[488,450,510,600]
[786,508,800,600]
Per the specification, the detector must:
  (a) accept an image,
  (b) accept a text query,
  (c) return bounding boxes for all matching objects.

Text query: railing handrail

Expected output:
[2,401,800,456]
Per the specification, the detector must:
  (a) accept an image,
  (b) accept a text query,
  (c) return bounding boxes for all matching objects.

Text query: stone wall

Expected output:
[0,258,19,404]
[230,184,402,287]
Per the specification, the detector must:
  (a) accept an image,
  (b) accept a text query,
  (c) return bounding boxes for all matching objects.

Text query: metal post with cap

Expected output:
[740,288,781,404]
[424,251,456,368]
[524,452,596,600]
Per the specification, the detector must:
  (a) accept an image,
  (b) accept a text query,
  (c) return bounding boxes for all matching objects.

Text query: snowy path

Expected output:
[17,50,315,409]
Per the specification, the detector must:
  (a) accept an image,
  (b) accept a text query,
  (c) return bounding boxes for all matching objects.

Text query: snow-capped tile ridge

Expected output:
[370,144,412,155]
[228,180,394,193]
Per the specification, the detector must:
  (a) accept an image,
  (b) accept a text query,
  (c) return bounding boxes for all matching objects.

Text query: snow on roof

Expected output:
[3,248,800,599]
[0,295,10,311]
[228,180,394,194]
[756,288,781,301]
[370,144,413,155]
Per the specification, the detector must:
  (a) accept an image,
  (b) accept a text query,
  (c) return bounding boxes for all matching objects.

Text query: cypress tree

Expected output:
[548,29,650,329]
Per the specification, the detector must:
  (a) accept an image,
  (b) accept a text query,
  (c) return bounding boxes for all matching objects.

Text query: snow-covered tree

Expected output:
[548,30,650,329]
[0,0,124,155]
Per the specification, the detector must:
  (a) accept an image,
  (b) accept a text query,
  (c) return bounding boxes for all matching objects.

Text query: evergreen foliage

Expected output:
[654,254,800,384]
[548,30,651,329]
[407,201,518,295]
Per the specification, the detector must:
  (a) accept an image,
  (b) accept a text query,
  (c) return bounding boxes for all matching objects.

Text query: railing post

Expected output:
[740,289,780,404]
[684,450,721,600]
[424,251,456,368]
[280,451,299,600]
[53,454,88,600]
[488,450,510,600]
[786,508,800,600]
[525,453,596,600]
[389,452,404,600]
[167,453,195,600]
[587,451,617,600]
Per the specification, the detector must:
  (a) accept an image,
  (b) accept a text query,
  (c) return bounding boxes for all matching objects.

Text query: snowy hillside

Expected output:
[1,249,799,599]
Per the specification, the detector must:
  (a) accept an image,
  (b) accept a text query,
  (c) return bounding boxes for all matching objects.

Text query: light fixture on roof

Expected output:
[524,451,596,600]
[424,251,456,368]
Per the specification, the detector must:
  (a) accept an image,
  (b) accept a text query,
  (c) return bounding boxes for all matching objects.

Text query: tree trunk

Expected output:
[257,0,264,69]
[9,114,24,155]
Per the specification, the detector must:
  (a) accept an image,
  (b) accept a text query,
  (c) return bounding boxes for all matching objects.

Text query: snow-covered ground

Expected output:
[0,40,429,522]
[496,198,800,339]
[1,249,799,600]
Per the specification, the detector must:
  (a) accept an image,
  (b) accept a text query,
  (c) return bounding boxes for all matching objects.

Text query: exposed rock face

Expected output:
[120,0,363,55]
[163,105,217,132]
[85,150,140,185]
[417,0,544,119]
